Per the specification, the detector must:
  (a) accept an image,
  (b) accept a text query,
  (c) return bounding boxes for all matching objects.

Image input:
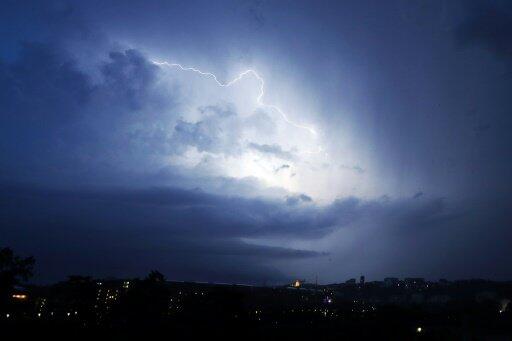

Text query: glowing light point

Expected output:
[12,294,27,300]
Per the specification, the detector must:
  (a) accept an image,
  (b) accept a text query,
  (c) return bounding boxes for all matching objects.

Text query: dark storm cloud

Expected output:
[2,0,512,284]
[9,182,505,283]
[286,194,312,206]
[0,42,176,185]
[101,49,160,110]
[455,4,512,59]
[0,42,95,184]
[6,182,510,282]
[0,184,336,240]
[171,105,242,156]
[0,36,336,284]
[0,184,333,283]
[326,194,512,281]
[248,142,295,160]
[0,42,92,119]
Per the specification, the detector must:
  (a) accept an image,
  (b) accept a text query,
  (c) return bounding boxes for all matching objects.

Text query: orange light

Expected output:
[294,280,301,288]
[12,294,27,300]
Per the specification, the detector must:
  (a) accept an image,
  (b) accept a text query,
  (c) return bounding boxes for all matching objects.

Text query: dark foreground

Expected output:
[2,277,512,340]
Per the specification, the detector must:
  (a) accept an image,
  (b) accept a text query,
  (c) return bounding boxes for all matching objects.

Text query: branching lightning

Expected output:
[152,60,317,136]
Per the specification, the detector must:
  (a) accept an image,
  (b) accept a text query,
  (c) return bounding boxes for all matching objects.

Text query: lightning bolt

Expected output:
[152,60,317,136]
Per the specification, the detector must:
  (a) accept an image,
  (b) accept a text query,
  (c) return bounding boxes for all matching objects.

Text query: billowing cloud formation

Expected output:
[292,194,512,282]
[0,40,328,282]
[4,183,511,283]
[2,1,512,284]
[0,45,172,185]
[172,105,242,156]
[1,185,330,283]
[101,49,161,109]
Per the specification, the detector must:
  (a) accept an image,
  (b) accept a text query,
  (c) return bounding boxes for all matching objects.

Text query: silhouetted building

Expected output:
[404,278,425,289]
[2,275,512,339]
[384,277,399,287]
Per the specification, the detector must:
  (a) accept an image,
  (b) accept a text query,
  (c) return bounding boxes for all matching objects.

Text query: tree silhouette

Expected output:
[145,270,166,283]
[0,247,35,304]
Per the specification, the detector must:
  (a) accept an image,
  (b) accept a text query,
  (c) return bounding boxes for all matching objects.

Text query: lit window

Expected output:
[12,294,27,300]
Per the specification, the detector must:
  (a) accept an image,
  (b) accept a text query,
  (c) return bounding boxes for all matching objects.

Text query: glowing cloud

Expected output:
[152,60,318,136]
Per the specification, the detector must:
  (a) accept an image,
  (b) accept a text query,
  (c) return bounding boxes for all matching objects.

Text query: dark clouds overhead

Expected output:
[456,4,512,59]
[0,184,329,283]
[1,0,512,284]
[3,183,510,283]
[172,105,242,156]
[101,49,161,110]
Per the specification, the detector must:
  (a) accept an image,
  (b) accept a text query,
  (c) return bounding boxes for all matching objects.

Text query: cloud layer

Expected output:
[1,0,512,284]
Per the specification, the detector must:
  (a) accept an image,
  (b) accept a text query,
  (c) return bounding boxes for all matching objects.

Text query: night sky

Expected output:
[1,0,512,284]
